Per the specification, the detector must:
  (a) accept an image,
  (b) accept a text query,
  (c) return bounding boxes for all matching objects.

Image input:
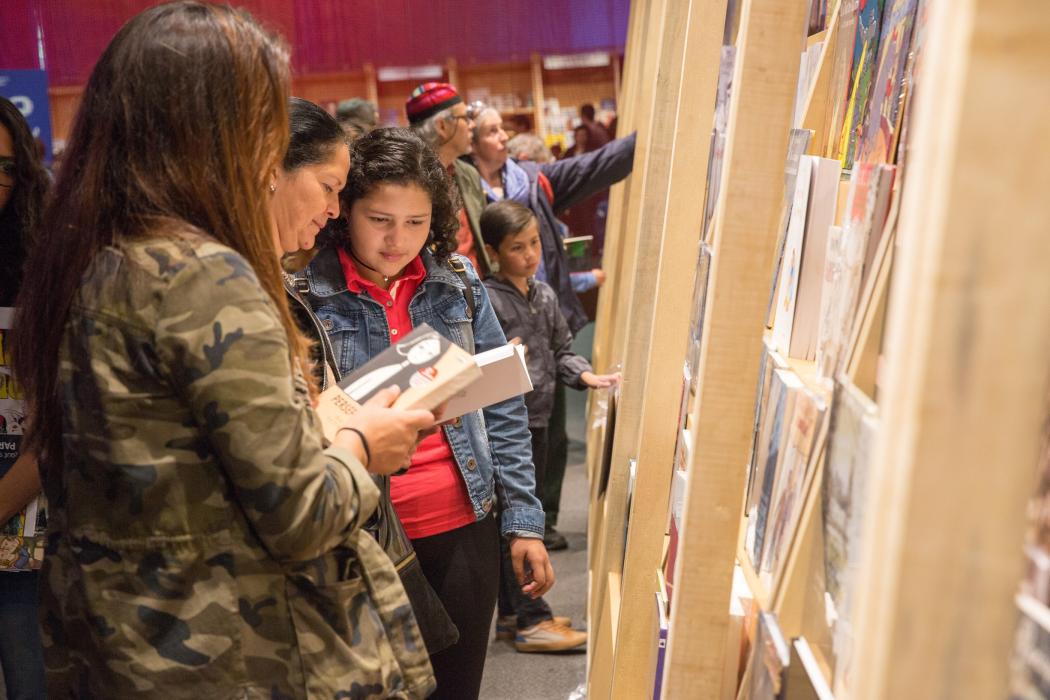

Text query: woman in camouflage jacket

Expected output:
[12,4,436,698]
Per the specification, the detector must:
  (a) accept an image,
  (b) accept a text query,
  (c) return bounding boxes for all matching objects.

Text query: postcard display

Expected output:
[585,0,1050,698]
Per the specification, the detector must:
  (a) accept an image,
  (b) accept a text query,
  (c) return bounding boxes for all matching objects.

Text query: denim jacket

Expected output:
[297,245,545,539]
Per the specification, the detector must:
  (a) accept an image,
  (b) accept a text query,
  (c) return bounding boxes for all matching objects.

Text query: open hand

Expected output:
[581,371,621,389]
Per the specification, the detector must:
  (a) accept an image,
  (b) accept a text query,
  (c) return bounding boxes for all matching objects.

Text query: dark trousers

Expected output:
[0,572,46,700]
[412,514,499,700]
[498,428,554,629]
[541,385,569,527]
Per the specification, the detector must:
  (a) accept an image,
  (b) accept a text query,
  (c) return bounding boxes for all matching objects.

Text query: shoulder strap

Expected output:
[447,257,475,320]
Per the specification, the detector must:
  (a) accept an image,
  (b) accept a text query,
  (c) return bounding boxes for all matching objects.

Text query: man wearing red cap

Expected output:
[406,82,491,274]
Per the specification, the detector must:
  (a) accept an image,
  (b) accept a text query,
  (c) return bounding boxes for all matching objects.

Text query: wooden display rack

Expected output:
[586,0,1050,698]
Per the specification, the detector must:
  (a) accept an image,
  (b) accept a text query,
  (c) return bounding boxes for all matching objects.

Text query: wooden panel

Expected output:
[292,72,369,113]
[541,64,618,112]
[850,1,1050,698]
[607,1,728,697]
[456,60,534,106]
[586,0,665,650]
[661,0,808,696]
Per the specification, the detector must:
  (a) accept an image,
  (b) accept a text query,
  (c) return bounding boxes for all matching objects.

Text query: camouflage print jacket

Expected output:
[42,233,435,699]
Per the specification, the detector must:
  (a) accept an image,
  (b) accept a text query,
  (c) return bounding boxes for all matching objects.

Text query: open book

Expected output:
[315,324,532,441]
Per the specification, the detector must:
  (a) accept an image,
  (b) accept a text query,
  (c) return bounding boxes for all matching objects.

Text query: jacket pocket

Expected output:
[71,531,246,698]
[286,571,414,700]
[314,309,363,374]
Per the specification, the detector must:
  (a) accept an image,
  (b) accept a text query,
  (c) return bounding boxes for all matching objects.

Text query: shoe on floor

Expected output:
[514,619,587,652]
[543,526,569,551]
[496,615,571,640]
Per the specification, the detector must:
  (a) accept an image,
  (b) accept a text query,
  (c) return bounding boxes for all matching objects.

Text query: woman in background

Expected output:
[0,94,50,700]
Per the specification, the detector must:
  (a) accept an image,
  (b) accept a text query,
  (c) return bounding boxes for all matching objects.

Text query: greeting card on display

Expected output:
[822,0,859,161]
[787,156,842,361]
[837,0,887,170]
[759,390,826,590]
[746,369,804,568]
[854,0,919,165]
[766,129,814,330]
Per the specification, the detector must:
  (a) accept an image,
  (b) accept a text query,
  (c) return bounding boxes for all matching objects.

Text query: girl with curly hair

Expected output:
[298,127,552,700]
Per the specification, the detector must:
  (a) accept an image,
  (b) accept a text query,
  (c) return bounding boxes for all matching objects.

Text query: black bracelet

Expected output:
[338,427,371,468]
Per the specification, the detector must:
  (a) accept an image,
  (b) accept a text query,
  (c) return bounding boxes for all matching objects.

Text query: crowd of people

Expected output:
[0,2,634,698]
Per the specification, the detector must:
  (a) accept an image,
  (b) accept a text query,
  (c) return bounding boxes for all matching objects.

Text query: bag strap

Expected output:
[447,257,475,320]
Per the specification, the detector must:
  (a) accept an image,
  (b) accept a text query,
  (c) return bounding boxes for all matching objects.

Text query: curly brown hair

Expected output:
[337,127,460,262]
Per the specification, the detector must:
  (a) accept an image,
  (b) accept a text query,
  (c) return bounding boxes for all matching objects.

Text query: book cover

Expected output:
[788,156,843,361]
[837,0,887,170]
[854,0,919,165]
[338,324,482,413]
[748,369,803,568]
[0,307,45,573]
[770,157,815,355]
[760,390,826,590]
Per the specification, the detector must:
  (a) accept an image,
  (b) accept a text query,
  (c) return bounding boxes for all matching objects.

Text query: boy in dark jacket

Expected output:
[481,200,619,652]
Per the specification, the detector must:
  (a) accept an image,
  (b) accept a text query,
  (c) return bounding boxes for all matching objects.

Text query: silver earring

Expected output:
[269,183,276,193]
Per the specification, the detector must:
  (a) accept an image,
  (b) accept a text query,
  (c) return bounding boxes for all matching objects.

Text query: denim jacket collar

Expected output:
[300,245,464,299]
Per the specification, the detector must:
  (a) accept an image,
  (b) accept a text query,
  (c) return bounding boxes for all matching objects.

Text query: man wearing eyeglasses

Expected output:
[406,82,491,274]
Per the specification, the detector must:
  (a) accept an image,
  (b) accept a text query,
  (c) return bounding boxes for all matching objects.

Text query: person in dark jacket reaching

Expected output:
[481,200,619,652]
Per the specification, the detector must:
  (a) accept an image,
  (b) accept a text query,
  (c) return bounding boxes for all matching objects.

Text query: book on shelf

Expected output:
[652,585,670,700]
[766,129,814,331]
[759,390,828,591]
[723,564,755,700]
[771,155,842,361]
[664,468,689,603]
[814,163,894,380]
[745,368,805,568]
[0,307,46,573]
[1011,613,1050,699]
[822,0,860,161]
[743,612,792,700]
[854,0,919,166]
[745,342,788,525]
[837,0,887,171]
[793,39,826,129]
[821,378,879,697]
[785,637,836,700]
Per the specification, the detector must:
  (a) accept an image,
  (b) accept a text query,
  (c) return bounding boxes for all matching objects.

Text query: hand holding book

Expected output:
[323,386,437,475]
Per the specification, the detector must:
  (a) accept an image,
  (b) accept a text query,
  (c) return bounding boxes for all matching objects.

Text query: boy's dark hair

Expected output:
[480,200,536,250]
[335,126,460,261]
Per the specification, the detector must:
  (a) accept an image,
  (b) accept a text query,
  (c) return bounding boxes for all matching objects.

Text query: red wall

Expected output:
[0,0,629,85]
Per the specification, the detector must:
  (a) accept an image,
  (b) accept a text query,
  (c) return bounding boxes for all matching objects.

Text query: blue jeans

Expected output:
[0,572,46,700]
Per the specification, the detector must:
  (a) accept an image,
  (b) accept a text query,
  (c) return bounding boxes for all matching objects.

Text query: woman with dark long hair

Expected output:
[297,127,553,700]
[0,97,49,307]
[0,94,51,700]
[12,4,435,697]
